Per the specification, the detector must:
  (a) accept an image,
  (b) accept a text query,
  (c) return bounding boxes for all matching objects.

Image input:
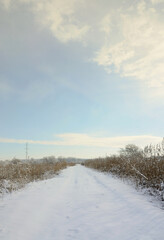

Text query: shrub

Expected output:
[0,160,75,194]
[84,142,164,201]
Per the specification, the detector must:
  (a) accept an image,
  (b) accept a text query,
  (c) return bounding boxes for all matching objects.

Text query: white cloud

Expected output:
[0,134,162,149]
[151,0,164,4]
[55,133,162,148]
[100,15,112,35]
[33,0,90,43]
[0,0,11,9]
[94,1,164,96]
[1,0,164,99]
[1,0,90,43]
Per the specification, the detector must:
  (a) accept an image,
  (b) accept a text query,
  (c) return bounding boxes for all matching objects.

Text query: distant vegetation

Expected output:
[83,140,164,201]
[0,157,75,195]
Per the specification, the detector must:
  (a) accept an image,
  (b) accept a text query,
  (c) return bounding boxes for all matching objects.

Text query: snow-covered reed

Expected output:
[0,159,74,194]
[84,142,164,201]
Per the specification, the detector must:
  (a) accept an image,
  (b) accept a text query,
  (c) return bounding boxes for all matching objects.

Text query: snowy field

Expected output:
[0,165,164,240]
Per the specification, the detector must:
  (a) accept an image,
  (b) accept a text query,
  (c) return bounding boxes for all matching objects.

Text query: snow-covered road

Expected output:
[0,165,164,240]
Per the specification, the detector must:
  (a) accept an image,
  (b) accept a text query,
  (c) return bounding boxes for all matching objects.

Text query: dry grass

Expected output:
[0,160,75,194]
[83,143,164,201]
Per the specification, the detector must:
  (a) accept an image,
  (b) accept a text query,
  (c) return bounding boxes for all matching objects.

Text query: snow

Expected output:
[0,164,164,240]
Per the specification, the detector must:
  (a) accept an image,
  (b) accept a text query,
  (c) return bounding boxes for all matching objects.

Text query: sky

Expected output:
[0,0,164,160]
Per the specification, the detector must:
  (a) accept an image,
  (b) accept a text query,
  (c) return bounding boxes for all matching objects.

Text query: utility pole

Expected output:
[26,142,28,160]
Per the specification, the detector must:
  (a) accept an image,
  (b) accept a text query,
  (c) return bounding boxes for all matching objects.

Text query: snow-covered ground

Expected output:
[0,165,164,240]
